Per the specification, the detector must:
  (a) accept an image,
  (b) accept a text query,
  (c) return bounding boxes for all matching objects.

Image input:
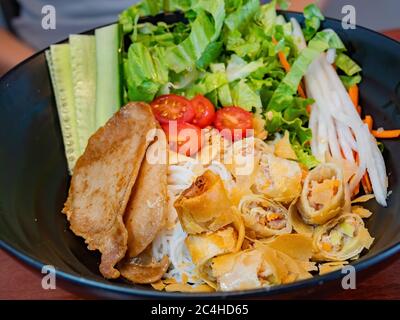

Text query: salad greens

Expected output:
[119,0,359,168]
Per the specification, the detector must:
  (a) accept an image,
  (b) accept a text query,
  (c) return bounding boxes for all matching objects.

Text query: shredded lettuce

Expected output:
[119,0,356,168]
[335,52,362,76]
[231,79,263,113]
[302,4,325,41]
[226,54,264,82]
[340,74,362,89]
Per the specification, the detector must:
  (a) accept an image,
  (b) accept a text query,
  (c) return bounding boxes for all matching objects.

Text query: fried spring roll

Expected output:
[297,163,345,225]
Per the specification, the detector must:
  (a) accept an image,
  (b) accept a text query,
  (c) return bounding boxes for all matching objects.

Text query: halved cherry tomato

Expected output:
[190,95,216,128]
[214,107,253,141]
[162,121,203,156]
[151,94,195,124]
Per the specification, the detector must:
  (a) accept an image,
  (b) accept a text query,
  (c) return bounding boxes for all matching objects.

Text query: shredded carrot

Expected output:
[361,172,373,194]
[356,105,362,115]
[322,242,332,252]
[352,152,361,197]
[272,36,311,113]
[363,115,373,132]
[278,51,291,73]
[349,84,359,108]
[372,129,400,139]
[297,83,306,98]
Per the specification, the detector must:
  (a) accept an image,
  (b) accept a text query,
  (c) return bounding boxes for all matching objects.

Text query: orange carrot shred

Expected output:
[272,36,311,113]
[363,115,373,132]
[361,172,373,194]
[372,130,400,139]
[349,84,359,108]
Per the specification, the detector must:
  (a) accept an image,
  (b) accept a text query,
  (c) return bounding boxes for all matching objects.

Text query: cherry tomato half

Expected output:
[214,107,254,141]
[151,94,195,124]
[162,121,203,156]
[190,95,216,128]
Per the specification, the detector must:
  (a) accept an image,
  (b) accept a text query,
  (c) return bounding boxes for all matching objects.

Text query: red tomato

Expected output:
[151,94,195,124]
[214,107,254,141]
[190,95,216,128]
[162,121,203,156]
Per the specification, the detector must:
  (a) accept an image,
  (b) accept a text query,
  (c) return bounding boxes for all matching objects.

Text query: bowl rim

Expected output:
[1,11,400,298]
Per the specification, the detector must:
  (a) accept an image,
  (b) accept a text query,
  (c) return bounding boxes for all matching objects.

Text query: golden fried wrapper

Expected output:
[119,256,169,284]
[297,163,345,225]
[252,153,302,203]
[351,206,373,218]
[351,194,375,204]
[164,283,215,293]
[185,227,238,266]
[211,246,311,291]
[211,249,274,291]
[174,170,235,234]
[239,194,292,238]
[274,131,297,160]
[318,261,348,275]
[262,247,312,284]
[151,280,166,291]
[288,199,314,237]
[313,213,374,261]
[264,234,314,262]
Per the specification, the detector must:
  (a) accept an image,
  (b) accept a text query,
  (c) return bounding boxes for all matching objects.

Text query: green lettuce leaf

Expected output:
[124,43,168,102]
[302,4,325,41]
[335,52,362,76]
[267,30,345,111]
[291,141,320,169]
[226,54,264,82]
[224,0,259,32]
[231,79,263,112]
[165,0,225,73]
[119,0,193,34]
[339,74,362,89]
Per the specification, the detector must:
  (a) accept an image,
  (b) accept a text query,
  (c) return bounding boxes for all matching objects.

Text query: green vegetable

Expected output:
[125,43,168,102]
[46,45,80,173]
[335,52,362,76]
[302,3,325,41]
[231,79,263,113]
[339,221,356,237]
[329,230,343,246]
[69,35,97,154]
[117,0,354,168]
[267,30,345,112]
[226,54,264,82]
[95,24,121,128]
[165,0,225,73]
[340,74,362,89]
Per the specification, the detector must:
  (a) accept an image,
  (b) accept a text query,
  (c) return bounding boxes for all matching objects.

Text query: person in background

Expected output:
[1,0,399,76]
[0,0,138,75]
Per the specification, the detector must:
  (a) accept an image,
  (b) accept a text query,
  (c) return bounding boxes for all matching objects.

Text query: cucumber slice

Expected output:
[70,35,97,154]
[95,24,121,129]
[46,45,80,173]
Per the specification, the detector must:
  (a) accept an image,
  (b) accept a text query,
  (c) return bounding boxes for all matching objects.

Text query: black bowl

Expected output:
[1,12,400,299]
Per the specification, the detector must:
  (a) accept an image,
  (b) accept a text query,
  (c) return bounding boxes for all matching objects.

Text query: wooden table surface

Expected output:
[1,248,400,300]
[1,30,399,301]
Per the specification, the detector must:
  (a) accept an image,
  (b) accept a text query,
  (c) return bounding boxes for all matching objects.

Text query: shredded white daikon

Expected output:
[296,26,388,206]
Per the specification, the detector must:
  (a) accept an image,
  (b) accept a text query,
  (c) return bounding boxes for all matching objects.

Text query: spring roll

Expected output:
[297,163,345,225]
[313,213,374,261]
[211,246,310,291]
[239,194,292,238]
[252,153,302,203]
[174,170,235,234]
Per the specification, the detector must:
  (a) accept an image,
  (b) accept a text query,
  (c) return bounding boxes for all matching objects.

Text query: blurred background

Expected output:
[0,0,399,76]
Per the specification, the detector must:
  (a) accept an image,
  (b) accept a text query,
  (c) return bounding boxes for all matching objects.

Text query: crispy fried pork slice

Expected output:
[123,131,168,258]
[62,102,157,279]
